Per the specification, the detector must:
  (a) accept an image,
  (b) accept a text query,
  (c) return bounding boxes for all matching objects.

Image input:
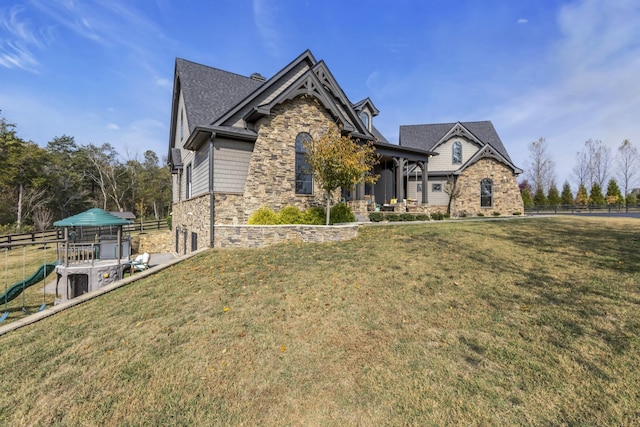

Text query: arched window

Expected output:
[360,112,370,130]
[452,141,462,164]
[295,132,313,194]
[480,178,493,207]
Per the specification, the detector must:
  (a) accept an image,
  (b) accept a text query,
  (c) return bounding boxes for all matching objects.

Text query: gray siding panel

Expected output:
[192,146,209,197]
[213,139,253,193]
[172,174,180,203]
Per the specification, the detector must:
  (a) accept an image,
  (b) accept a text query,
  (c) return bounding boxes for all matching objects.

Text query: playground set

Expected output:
[1,208,137,323]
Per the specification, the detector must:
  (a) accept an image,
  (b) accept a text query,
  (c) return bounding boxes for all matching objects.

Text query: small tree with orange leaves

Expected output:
[304,128,380,225]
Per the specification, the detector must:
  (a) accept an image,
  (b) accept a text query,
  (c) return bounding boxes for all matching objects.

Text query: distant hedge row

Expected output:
[369,212,449,222]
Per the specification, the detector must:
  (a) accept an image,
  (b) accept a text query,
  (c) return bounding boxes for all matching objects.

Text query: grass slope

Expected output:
[1,217,639,425]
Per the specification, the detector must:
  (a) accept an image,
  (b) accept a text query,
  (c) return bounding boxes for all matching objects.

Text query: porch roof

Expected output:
[374,141,438,162]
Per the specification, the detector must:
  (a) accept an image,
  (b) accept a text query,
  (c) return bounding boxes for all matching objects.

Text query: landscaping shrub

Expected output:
[369,212,384,222]
[385,214,401,222]
[512,211,522,216]
[415,213,430,221]
[248,206,279,225]
[477,212,485,217]
[278,205,304,224]
[166,215,172,230]
[302,207,326,225]
[399,213,416,221]
[430,212,445,221]
[492,211,501,216]
[329,203,355,224]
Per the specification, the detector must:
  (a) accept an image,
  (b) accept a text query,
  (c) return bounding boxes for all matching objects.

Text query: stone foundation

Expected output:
[171,194,211,255]
[214,193,245,224]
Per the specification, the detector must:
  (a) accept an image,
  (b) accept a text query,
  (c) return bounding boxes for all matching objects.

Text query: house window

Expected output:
[360,112,370,131]
[452,141,462,164]
[480,178,493,207]
[186,164,192,199]
[295,132,313,194]
[432,183,442,192]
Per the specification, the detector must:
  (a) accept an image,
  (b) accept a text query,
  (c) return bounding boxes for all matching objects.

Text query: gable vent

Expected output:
[250,72,266,82]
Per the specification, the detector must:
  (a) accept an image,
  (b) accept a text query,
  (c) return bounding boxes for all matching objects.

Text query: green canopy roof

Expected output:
[53,208,132,227]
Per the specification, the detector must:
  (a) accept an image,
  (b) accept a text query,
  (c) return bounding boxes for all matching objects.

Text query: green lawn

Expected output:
[1,217,639,425]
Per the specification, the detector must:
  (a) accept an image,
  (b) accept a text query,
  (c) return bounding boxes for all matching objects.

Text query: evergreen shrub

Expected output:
[329,203,355,224]
[278,206,304,224]
[369,212,384,222]
[248,207,279,225]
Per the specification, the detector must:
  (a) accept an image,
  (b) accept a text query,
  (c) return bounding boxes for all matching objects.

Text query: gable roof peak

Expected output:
[353,97,380,116]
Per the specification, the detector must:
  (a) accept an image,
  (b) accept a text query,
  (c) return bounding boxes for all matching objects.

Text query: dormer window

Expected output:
[452,141,462,164]
[360,112,370,131]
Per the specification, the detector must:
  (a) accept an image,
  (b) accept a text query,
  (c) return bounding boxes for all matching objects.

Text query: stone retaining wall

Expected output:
[213,224,359,249]
[132,231,173,254]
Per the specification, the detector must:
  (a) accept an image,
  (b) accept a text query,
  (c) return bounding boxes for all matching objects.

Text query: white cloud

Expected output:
[155,77,171,88]
[252,0,283,57]
[106,123,120,130]
[517,18,528,24]
[486,0,640,185]
[0,5,47,71]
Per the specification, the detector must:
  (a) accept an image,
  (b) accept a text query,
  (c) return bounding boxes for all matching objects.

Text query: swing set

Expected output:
[0,238,62,324]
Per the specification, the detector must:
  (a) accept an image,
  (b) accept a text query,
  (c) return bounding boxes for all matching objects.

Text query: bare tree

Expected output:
[33,207,54,234]
[82,143,130,211]
[579,139,611,188]
[616,139,638,198]
[444,175,462,216]
[573,150,590,186]
[526,137,556,193]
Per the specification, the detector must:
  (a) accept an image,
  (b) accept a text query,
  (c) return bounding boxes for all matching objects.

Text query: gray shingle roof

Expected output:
[399,121,513,163]
[176,58,264,133]
[371,125,389,144]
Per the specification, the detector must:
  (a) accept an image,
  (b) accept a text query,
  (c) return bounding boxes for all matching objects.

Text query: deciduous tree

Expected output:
[304,128,379,225]
[616,139,638,200]
[575,139,611,188]
[525,137,555,194]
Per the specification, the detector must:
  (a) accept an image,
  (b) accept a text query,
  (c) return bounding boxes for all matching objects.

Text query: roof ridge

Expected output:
[400,120,492,128]
[176,57,255,81]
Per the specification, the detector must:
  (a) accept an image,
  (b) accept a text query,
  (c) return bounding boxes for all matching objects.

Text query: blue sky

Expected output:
[1,0,639,187]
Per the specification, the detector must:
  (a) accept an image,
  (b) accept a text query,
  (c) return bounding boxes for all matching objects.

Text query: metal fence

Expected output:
[0,219,169,246]
[524,204,640,215]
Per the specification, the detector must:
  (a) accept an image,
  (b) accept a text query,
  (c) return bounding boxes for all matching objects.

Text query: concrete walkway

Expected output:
[0,250,204,337]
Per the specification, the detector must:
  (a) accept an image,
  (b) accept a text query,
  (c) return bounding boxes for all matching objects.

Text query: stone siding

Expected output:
[242,95,337,218]
[213,193,245,224]
[452,158,524,216]
[213,224,359,249]
[171,194,211,255]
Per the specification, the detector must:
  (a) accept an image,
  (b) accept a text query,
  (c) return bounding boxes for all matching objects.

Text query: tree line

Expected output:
[520,137,639,208]
[0,111,171,233]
